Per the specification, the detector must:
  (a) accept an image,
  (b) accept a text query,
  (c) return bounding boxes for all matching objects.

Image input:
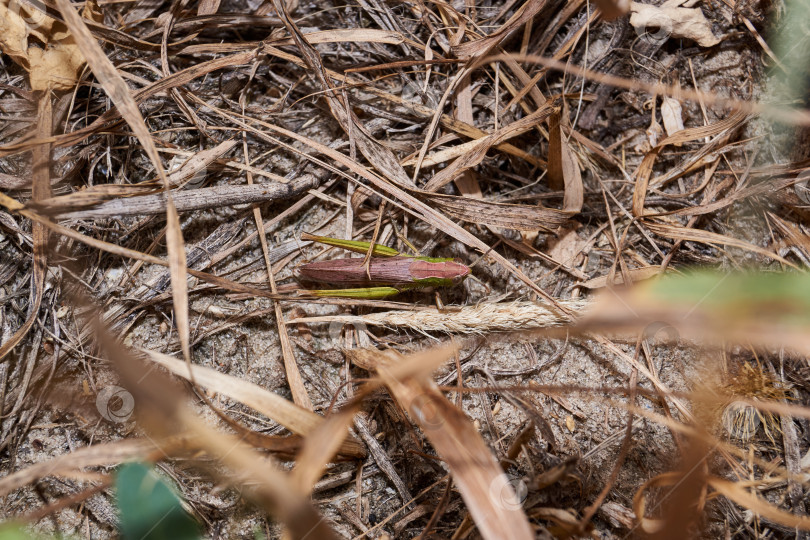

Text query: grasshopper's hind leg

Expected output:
[300,286,402,299]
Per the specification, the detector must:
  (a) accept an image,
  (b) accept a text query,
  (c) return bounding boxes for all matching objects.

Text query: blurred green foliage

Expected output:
[646,270,810,324]
[0,464,201,540]
[116,463,201,540]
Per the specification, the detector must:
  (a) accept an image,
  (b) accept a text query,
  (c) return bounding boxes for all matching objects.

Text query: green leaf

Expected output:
[116,463,201,540]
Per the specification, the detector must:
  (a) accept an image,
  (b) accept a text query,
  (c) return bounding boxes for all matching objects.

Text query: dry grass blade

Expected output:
[375,343,534,540]
[658,177,796,219]
[243,134,312,411]
[632,111,749,216]
[501,58,583,216]
[418,191,572,232]
[707,477,810,530]
[271,0,413,188]
[50,175,319,219]
[0,438,188,498]
[0,93,50,361]
[451,73,483,199]
[453,0,547,59]
[54,0,193,371]
[290,406,360,494]
[289,300,585,334]
[270,28,404,47]
[53,0,167,188]
[92,314,340,540]
[165,200,192,368]
[644,221,794,267]
[422,103,555,192]
[142,348,365,458]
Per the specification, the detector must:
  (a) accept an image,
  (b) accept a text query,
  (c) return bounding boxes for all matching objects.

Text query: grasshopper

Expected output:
[298,233,470,299]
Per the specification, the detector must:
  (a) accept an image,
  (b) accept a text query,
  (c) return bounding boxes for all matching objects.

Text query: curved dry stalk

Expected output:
[288,299,587,334]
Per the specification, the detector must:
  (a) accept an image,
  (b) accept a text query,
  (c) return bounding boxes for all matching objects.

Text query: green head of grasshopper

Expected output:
[298,234,469,299]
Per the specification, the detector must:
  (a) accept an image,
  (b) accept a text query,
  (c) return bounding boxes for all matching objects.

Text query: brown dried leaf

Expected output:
[629,0,721,47]
[660,97,685,141]
[196,0,220,16]
[547,224,589,267]
[546,110,584,214]
[0,0,87,90]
